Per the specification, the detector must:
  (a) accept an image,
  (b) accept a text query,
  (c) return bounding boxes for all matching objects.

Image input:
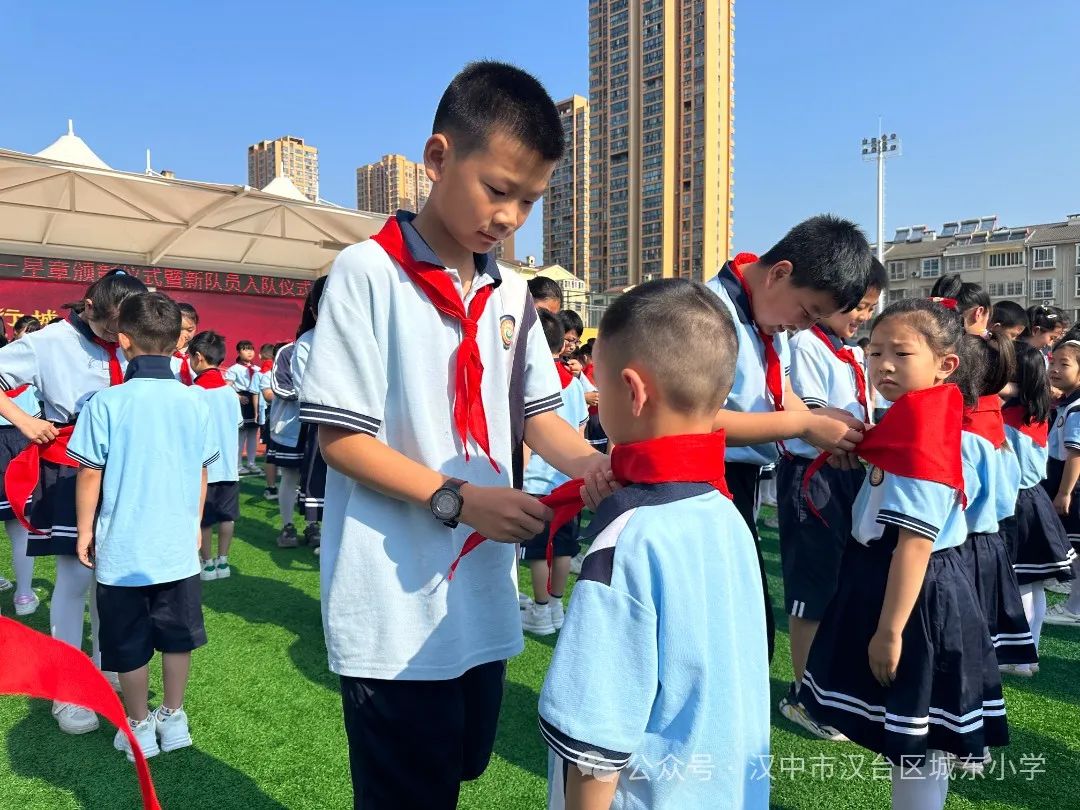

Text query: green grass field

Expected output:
[0,481,1076,808]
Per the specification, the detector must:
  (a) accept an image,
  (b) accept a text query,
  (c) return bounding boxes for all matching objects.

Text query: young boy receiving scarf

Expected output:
[539,279,770,810]
[298,62,609,808]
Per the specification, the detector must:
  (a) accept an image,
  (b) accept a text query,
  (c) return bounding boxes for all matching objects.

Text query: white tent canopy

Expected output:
[0,126,384,279]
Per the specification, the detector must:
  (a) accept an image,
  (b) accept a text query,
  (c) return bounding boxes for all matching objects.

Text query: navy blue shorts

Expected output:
[97,575,207,673]
[201,481,239,527]
[520,510,579,560]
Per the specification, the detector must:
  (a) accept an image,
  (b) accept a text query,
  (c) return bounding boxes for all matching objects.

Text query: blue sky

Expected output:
[3,1,1078,261]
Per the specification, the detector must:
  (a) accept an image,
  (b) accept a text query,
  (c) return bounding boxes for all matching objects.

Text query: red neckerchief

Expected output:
[802,384,966,522]
[556,360,574,390]
[259,359,273,373]
[194,368,229,390]
[240,362,257,383]
[583,365,598,415]
[962,394,1007,449]
[173,351,193,386]
[6,425,78,533]
[810,326,867,420]
[91,336,124,386]
[729,253,784,412]
[4,384,29,399]
[371,215,498,470]
[1002,403,1048,448]
[448,432,733,586]
[0,617,161,809]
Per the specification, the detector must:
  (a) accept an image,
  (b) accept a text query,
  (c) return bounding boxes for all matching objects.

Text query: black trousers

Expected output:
[726,462,776,662]
[340,660,506,810]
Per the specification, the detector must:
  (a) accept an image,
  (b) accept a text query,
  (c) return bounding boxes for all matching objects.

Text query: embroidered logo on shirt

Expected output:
[869,466,884,486]
[499,315,516,350]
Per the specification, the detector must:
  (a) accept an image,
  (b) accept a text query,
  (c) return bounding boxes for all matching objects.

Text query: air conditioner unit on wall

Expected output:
[911,270,922,278]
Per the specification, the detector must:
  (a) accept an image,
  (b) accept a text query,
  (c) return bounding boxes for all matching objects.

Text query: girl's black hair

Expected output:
[12,315,42,336]
[63,268,147,320]
[872,298,969,402]
[930,274,991,320]
[1021,305,1068,338]
[991,300,1028,331]
[956,331,1015,403]
[1010,341,1051,425]
[235,340,255,365]
[296,276,328,338]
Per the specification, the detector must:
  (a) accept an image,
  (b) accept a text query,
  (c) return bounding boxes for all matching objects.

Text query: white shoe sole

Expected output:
[216,568,231,579]
[200,571,217,581]
[159,733,193,753]
[14,595,40,616]
[522,622,556,636]
[57,713,99,735]
[1043,614,1080,626]
[779,700,846,741]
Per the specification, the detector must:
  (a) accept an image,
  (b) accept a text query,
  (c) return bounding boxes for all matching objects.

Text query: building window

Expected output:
[1075,244,1080,266]
[944,254,980,272]
[920,258,941,278]
[988,251,1023,268]
[1032,278,1055,300]
[1032,246,1056,269]
[887,261,905,282]
[889,288,908,302]
[1075,274,1080,298]
[988,281,1024,297]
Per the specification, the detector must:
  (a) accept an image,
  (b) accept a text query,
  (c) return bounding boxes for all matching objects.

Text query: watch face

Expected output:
[433,489,460,519]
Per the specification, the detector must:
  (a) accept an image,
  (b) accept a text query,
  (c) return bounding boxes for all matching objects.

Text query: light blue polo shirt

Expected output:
[298,210,563,680]
[705,263,791,466]
[961,431,1008,534]
[786,327,865,459]
[67,355,218,586]
[0,385,41,426]
[539,483,770,810]
[523,375,588,496]
[852,467,968,552]
[268,342,301,449]
[1048,391,1080,462]
[196,371,243,484]
[255,368,271,425]
[1004,423,1049,489]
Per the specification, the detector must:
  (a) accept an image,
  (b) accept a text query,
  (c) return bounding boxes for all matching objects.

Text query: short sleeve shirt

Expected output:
[785,328,866,459]
[197,378,243,483]
[1048,391,1080,461]
[1005,424,1049,489]
[523,376,589,496]
[851,468,968,552]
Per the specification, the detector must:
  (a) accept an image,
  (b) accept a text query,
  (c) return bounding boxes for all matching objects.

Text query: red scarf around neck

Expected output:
[802,384,966,522]
[1002,404,1048,448]
[91,335,124,386]
[448,432,733,586]
[962,394,1006,449]
[173,351,193,386]
[730,253,784,413]
[194,368,228,390]
[371,216,498,470]
[259,358,273,373]
[810,326,867,420]
[556,360,574,390]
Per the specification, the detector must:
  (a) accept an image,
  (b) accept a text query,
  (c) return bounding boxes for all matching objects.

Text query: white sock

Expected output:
[217,555,228,565]
[891,749,950,810]
[6,519,34,598]
[279,468,300,527]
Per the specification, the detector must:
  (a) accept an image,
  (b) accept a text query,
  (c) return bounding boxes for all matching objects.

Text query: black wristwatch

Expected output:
[430,478,466,528]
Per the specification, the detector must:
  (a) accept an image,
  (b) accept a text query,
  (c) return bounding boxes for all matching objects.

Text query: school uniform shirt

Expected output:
[1005,424,1048,490]
[523,375,589,496]
[961,431,1007,535]
[0,314,127,423]
[225,362,261,397]
[198,377,244,484]
[66,355,218,587]
[996,446,1022,524]
[539,484,770,810]
[1048,390,1080,462]
[291,329,314,403]
[785,328,865,459]
[298,212,562,680]
[705,263,791,466]
[0,385,41,425]
[268,342,301,448]
[851,468,968,552]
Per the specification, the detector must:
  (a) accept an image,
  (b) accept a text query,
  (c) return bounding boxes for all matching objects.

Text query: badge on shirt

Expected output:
[869,466,884,486]
[499,315,516,350]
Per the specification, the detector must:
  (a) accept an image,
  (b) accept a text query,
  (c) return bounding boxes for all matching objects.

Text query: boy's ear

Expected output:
[117,332,133,352]
[423,134,450,184]
[764,260,793,287]
[621,367,649,417]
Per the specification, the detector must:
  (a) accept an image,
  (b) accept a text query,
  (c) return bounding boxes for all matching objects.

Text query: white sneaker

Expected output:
[0,576,12,591]
[215,558,231,579]
[1043,603,1080,626]
[518,592,533,611]
[550,599,565,630]
[999,663,1035,678]
[200,560,217,581]
[13,592,39,616]
[569,552,586,575]
[522,602,556,636]
[113,714,160,762]
[101,670,122,692]
[155,707,193,752]
[1047,580,1072,595]
[52,702,99,735]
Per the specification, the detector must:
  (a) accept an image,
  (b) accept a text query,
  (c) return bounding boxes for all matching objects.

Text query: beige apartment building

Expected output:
[248,136,319,202]
[355,154,432,216]
[588,0,735,292]
[543,95,591,282]
[883,214,1080,319]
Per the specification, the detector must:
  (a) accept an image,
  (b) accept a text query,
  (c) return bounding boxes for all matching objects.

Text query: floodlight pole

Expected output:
[862,125,901,312]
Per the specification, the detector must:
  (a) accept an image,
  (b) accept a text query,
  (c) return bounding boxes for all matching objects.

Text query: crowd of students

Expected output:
[1,59,1077,810]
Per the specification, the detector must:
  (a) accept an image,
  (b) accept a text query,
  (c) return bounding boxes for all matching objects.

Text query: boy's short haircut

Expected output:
[528,276,563,307]
[190,331,226,367]
[118,292,181,355]
[433,61,564,162]
[559,309,584,338]
[600,279,737,414]
[865,257,889,293]
[236,340,254,352]
[759,214,873,312]
[992,300,1028,330]
[259,342,275,358]
[177,302,199,324]
[538,309,564,354]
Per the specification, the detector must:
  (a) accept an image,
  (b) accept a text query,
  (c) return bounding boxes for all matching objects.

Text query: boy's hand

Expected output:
[16,414,59,445]
[582,465,620,510]
[459,484,554,542]
[584,391,599,408]
[801,408,865,454]
[239,394,251,405]
[1054,491,1071,516]
[868,628,901,686]
[76,532,95,569]
[827,451,862,471]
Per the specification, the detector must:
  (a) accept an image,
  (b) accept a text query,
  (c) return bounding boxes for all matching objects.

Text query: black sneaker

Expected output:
[304,523,321,549]
[276,524,298,549]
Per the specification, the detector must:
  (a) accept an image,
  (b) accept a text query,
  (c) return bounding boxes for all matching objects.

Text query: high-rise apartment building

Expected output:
[248,136,319,202]
[588,0,735,292]
[355,154,432,216]
[543,95,590,281]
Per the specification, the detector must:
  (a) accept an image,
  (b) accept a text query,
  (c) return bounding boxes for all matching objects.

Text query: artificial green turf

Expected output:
[0,488,1076,808]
